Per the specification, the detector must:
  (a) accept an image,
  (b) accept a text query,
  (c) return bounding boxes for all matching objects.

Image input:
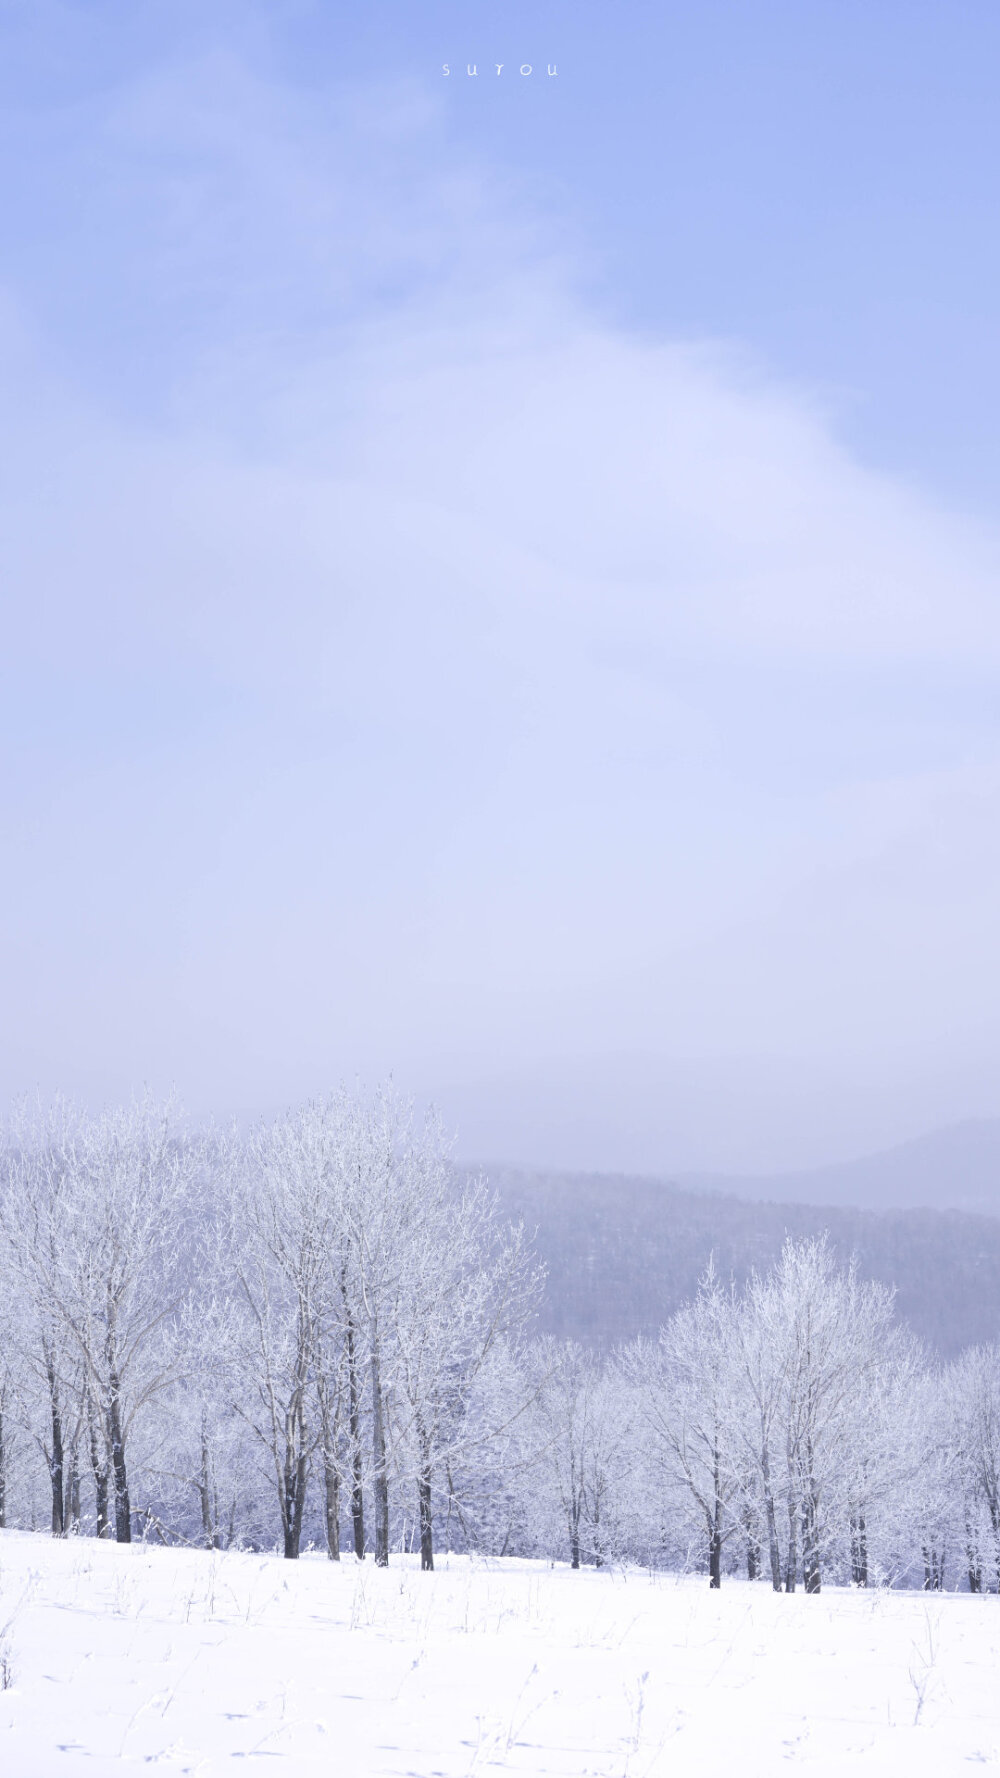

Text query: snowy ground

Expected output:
[0,1532,998,1776]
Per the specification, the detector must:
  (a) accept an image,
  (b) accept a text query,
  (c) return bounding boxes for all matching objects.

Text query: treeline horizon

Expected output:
[0,1088,998,1595]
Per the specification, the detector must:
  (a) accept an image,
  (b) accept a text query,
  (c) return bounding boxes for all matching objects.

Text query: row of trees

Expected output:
[0,1090,998,1593]
[533,1248,1000,1594]
[0,1090,539,1571]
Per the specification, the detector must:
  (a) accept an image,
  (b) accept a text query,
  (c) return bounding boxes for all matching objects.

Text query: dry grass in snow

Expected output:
[0,1530,998,1774]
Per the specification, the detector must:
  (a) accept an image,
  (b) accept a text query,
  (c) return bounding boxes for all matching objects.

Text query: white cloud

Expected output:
[2,54,999,1167]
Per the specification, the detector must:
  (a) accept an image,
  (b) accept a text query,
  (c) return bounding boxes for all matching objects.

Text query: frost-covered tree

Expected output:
[217,1086,538,1567]
[526,1338,633,1568]
[225,1113,333,1559]
[5,1086,1000,1591]
[726,1265,790,1590]
[624,1265,741,1587]
[1,1098,84,1536]
[0,1244,24,1529]
[945,1344,1000,1593]
[389,1160,539,1569]
[740,1237,897,1593]
[1,1096,197,1542]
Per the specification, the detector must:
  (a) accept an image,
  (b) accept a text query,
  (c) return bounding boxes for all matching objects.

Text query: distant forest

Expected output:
[489,1167,1000,1357]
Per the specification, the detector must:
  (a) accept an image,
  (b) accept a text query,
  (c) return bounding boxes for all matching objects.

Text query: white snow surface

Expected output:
[0,1532,998,1776]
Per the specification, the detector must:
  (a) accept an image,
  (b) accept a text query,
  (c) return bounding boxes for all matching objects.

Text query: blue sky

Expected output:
[6,1,1000,501]
[2,1,1000,1171]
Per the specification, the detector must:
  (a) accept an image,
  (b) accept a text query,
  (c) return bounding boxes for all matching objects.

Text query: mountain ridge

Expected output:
[675,1116,1000,1213]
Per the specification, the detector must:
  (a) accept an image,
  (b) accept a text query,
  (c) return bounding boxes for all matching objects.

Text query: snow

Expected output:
[0,1532,998,1776]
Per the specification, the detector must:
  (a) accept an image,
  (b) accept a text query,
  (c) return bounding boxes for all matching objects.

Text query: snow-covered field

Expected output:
[0,1532,998,1776]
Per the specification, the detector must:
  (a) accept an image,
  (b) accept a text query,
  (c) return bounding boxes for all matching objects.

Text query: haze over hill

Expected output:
[679,1118,1000,1214]
[485,1127,1000,1358]
[436,1059,1000,1184]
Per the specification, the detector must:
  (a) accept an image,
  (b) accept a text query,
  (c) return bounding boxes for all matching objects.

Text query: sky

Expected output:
[2,1,1000,1173]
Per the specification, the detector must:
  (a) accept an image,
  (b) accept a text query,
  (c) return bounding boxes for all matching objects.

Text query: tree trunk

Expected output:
[922,1545,943,1591]
[802,1509,821,1594]
[736,1493,758,1578]
[761,1448,782,1592]
[324,1457,341,1561]
[282,1463,307,1558]
[850,1511,868,1588]
[345,1312,366,1559]
[965,1516,982,1593]
[988,1491,1000,1594]
[316,1367,342,1561]
[63,1421,81,1536]
[45,1349,65,1537]
[370,1334,390,1567]
[68,1462,81,1535]
[96,1469,110,1539]
[709,1526,722,1588]
[801,1440,820,1594]
[784,1496,798,1593]
[801,1492,821,1594]
[89,1413,111,1539]
[107,1370,131,1543]
[745,1523,760,1581]
[709,1451,723,1588]
[418,1466,434,1572]
[282,1408,308,1560]
[199,1416,218,1549]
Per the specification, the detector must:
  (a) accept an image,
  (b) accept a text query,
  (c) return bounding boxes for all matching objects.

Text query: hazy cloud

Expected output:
[2,52,999,1169]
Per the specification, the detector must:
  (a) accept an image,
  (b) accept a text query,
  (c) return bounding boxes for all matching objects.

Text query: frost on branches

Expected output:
[1,1089,999,1593]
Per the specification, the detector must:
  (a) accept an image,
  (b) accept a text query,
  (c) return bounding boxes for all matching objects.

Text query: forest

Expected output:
[492,1165,1000,1354]
[0,1087,998,1596]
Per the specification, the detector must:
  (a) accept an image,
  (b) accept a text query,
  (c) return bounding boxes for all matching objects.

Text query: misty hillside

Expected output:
[488,1165,1000,1357]
[679,1118,1000,1213]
